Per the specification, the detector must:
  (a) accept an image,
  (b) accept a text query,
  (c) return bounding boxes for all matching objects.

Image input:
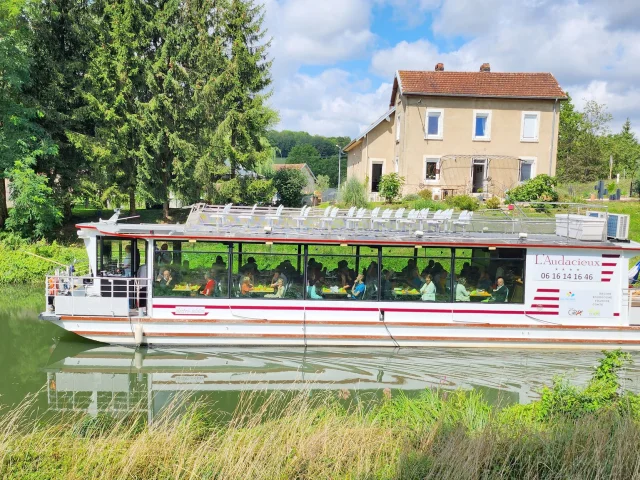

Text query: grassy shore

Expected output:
[1,351,640,479]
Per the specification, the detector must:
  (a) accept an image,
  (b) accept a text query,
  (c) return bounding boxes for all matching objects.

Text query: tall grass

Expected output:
[339,177,369,208]
[1,352,640,479]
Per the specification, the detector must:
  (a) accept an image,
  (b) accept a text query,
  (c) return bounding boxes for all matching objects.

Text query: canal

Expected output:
[2,286,640,420]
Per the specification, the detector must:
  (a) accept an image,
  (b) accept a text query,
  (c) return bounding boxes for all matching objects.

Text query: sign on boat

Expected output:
[39,203,640,348]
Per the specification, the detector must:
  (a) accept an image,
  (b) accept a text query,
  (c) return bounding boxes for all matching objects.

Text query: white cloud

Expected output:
[271,69,392,137]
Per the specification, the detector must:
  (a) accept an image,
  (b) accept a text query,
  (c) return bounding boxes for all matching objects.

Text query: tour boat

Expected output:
[40,203,640,349]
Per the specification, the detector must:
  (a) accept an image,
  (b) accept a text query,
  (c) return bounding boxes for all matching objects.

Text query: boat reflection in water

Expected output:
[45,343,640,421]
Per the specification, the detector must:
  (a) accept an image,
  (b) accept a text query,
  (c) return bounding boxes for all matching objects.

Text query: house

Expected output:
[273,163,317,194]
[344,63,567,200]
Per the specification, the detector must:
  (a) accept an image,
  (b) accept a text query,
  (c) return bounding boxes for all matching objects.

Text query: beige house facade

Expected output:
[344,64,566,200]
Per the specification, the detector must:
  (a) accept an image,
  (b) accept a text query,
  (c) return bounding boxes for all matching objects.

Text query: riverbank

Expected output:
[1,351,639,479]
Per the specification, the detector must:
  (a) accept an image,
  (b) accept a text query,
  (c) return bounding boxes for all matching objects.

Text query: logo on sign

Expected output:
[588,309,601,317]
[568,308,583,316]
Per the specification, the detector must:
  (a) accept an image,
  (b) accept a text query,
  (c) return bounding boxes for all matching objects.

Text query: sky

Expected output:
[262,0,640,139]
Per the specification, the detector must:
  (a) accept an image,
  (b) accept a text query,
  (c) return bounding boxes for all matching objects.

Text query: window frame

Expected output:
[519,157,536,183]
[520,111,540,143]
[425,107,444,140]
[395,114,401,143]
[423,155,441,183]
[472,109,492,141]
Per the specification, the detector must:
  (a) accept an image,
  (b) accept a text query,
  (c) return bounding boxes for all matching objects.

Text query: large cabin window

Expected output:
[454,248,525,303]
[306,245,379,301]
[230,244,303,299]
[381,246,452,302]
[98,238,145,277]
[153,241,229,298]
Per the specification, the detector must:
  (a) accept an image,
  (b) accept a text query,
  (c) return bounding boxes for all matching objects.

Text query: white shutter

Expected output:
[523,115,537,139]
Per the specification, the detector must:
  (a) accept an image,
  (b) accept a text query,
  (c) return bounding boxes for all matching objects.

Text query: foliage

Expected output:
[267,130,350,158]
[338,177,368,208]
[417,188,432,200]
[409,198,447,211]
[6,161,62,239]
[314,175,330,195]
[505,174,559,202]
[402,193,420,202]
[378,173,405,203]
[273,168,307,207]
[484,196,501,209]
[284,142,346,188]
[607,181,617,195]
[611,119,640,180]
[444,194,480,211]
[244,178,276,205]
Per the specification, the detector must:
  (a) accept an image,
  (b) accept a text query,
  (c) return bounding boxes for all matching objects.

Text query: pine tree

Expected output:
[195,0,278,202]
[25,0,100,219]
[68,0,151,214]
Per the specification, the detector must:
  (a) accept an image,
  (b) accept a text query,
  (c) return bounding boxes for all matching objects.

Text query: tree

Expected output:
[69,0,152,214]
[25,0,99,219]
[6,160,62,239]
[195,0,277,201]
[0,2,56,229]
[314,175,330,195]
[287,144,320,164]
[273,168,306,207]
[378,173,405,203]
[611,119,640,180]
[557,96,612,182]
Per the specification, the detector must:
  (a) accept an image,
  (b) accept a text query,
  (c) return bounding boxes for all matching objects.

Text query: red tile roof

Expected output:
[391,70,566,106]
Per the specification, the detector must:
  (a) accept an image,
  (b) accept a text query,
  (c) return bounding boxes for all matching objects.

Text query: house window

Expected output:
[472,110,491,141]
[424,157,440,181]
[521,112,540,142]
[395,115,401,142]
[425,108,444,140]
[519,157,536,182]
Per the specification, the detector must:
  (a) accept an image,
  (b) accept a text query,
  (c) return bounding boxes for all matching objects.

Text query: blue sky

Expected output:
[264,0,640,138]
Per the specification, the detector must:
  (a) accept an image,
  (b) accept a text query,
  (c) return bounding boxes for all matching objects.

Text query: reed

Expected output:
[2,351,640,479]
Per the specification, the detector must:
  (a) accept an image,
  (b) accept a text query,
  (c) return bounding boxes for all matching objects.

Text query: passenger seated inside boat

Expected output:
[156,269,173,288]
[406,267,425,290]
[307,280,323,300]
[380,269,393,300]
[477,270,492,291]
[455,277,471,302]
[420,274,436,301]
[488,277,508,303]
[265,278,285,298]
[349,274,365,299]
[270,268,287,288]
[239,257,259,280]
[240,276,253,296]
[156,244,172,265]
[200,273,215,296]
[211,256,227,276]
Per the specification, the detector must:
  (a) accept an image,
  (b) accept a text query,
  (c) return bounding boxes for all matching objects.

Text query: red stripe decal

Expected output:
[601,271,614,275]
[602,254,621,258]
[602,263,617,267]
[614,313,620,317]
[530,304,560,309]
[525,311,559,316]
[533,297,560,301]
[537,289,560,293]
[602,279,611,282]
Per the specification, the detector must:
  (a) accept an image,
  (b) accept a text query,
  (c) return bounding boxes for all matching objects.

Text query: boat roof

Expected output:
[76,203,640,252]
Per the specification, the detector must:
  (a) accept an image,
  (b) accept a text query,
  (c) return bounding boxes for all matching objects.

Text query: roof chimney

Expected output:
[435,62,444,72]
[480,63,491,72]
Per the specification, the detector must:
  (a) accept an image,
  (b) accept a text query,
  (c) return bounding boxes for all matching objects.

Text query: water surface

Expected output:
[3,287,640,420]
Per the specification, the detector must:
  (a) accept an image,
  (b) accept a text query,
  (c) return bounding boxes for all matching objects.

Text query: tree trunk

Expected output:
[0,177,7,229]
[129,189,136,215]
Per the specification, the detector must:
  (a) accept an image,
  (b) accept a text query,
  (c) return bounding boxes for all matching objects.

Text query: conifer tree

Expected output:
[195,0,277,202]
[69,0,151,214]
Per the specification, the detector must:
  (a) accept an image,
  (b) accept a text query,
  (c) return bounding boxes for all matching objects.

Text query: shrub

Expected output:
[378,173,405,203]
[417,188,432,200]
[484,196,501,210]
[445,194,480,211]
[402,193,420,202]
[244,179,276,205]
[505,174,559,202]
[339,177,368,208]
[6,161,63,240]
[273,168,307,207]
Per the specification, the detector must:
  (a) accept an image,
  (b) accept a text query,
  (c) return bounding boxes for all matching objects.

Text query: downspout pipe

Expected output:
[549,98,558,176]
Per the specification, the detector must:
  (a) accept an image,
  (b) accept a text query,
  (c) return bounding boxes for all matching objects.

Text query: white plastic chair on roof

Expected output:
[368,206,380,229]
[417,208,430,230]
[265,204,284,227]
[237,203,258,225]
[426,209,444,232]
[209,203,232,229]
[346,207,367,231]
[452,210,474,233]
[293,205,311,229]
[321,207,339,231]
[397,209,418,231]
[372,208,393,231]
